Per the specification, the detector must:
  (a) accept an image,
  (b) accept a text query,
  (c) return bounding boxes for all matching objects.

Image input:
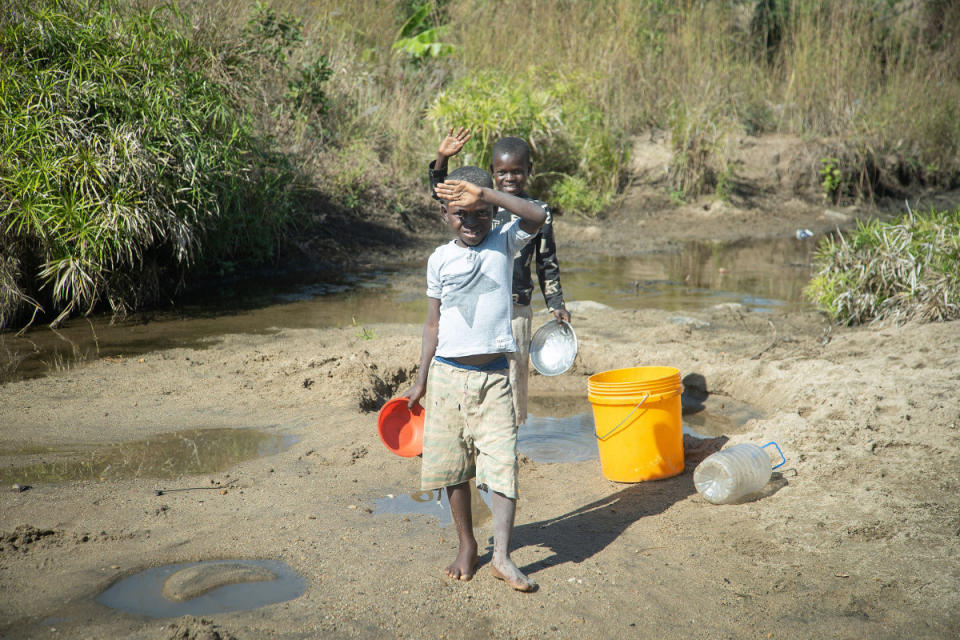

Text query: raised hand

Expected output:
[438,127,471,159]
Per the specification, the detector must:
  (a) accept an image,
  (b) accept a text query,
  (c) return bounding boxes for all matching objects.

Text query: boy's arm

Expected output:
[534,204,571,323]
[434,181,547,234]
[401,297,440,408]
[429,127,470,201]
[428,163,447,201]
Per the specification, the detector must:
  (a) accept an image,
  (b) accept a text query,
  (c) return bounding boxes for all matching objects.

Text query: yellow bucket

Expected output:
[588,366,681,389]
[588,367,684,483]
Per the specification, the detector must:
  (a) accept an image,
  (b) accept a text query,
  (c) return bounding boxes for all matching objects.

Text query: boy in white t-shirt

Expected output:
[402,166,546,592]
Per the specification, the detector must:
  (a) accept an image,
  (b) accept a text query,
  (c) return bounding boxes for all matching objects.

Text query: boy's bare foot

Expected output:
[490,560,537,592]
[444,543,478,581]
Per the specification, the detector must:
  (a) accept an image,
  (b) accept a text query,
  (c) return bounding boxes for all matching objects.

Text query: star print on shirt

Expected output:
[443,269,500,327]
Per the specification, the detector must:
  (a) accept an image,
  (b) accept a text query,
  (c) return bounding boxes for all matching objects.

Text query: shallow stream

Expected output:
[0,238,814,384]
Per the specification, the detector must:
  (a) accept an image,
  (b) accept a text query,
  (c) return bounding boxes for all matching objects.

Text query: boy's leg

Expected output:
[445,482,478,581]
[490,491,536,591]
[464,367,535,591]
[420,360,480,580]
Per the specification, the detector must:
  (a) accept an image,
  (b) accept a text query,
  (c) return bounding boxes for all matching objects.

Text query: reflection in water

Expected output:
[554,237,814,314]
[0,428,297,485]
[373,485,493,527]
[96,559,305,618]
[0,268,427,384]
[519,413,596,463]
[1,238,814,383]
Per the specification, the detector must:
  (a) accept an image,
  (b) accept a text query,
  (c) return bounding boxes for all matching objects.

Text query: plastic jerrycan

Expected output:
[693,442,786,504]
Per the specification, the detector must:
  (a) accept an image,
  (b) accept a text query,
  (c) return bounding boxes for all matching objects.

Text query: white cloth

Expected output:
[427,219,533,358]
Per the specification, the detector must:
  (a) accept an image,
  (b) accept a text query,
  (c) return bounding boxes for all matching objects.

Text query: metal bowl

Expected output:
[529,319,578,376]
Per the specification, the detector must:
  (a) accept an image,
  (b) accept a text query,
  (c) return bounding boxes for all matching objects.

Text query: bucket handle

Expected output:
[762,441,786,469]
[596,392,649,441]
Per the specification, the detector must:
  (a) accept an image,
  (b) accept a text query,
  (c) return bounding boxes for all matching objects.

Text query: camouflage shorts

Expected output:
[421,358,519,498]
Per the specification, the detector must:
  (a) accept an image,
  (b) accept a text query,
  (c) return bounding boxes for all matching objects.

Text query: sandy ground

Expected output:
[2,136,960,639]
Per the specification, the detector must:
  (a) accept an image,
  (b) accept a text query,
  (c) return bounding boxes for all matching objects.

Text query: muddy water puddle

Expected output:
[96,559,305,618]
[1,238,813,384]
[373,484,494,527]
[0,428,297,486]
[516,392,763,463]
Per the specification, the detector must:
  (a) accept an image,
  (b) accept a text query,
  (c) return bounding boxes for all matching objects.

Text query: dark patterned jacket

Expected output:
[429,161,566,310]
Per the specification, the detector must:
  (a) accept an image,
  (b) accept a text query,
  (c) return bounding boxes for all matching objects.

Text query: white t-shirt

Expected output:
[427,219,533,357]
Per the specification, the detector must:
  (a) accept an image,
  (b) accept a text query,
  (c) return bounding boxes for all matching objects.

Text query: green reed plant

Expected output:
[427,69,559,170]
[0,0,322,329]
[805,207,960,325]
[392,0,455,62]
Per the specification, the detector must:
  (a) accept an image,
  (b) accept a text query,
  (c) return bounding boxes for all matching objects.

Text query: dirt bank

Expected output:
[2,137,959,639]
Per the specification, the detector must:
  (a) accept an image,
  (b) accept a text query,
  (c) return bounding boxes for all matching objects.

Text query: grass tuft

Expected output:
[805,207,960,325]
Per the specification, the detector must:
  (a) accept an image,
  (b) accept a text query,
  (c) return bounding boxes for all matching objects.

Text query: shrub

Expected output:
[426,68,626,216]
[0,0,319,329]
[426,69,558,170]
[819,157,843,202]
[392,1,455,62]
[805,207,960,325]
[550,175,609,218]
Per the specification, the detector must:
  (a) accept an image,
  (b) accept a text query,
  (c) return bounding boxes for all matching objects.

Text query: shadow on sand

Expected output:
[510,433,729,576]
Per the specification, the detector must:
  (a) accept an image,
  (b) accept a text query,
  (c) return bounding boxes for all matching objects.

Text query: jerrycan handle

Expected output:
[596,392,649,441]
[761,441,786,470]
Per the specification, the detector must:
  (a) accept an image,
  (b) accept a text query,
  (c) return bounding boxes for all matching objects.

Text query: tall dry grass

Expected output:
[154,0,960,202]
[446,0,958,195]
[155,0,440,192]
[279,0,443,178]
